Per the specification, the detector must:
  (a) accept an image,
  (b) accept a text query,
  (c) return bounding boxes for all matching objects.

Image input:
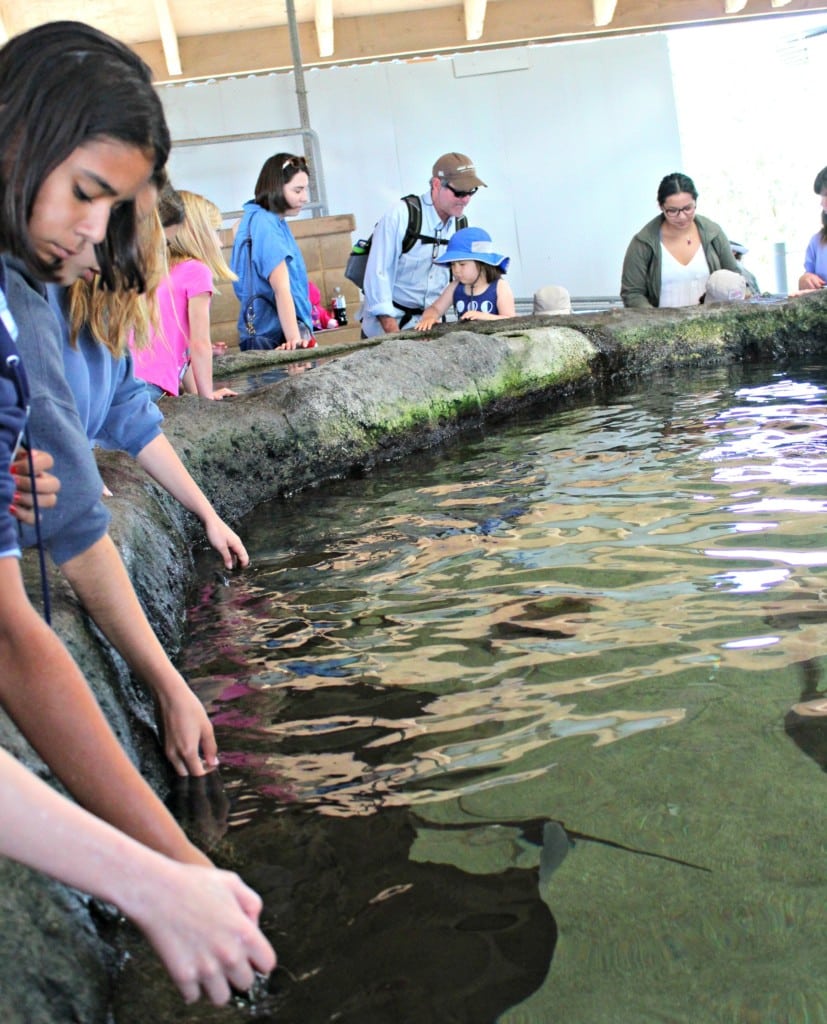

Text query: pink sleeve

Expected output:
[180,260,214,301]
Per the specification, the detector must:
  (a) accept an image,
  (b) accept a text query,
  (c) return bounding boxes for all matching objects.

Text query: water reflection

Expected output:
[217,357,319,395]
[144,365,827,1022]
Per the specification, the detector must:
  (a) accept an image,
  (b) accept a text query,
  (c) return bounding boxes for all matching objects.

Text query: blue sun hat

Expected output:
[434,226,510,272]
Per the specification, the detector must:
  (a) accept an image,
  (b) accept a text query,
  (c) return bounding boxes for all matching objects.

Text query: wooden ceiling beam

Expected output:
[152,0,182,77]
[464,0,487,40]
[315,0,334,57]
[135,0,827,84]
[593,0,618,27]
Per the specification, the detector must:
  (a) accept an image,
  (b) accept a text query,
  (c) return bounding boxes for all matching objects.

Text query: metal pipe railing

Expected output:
[173,126,329,219]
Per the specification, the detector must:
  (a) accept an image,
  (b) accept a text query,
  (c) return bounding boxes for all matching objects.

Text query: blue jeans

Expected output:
[239,330,284,352]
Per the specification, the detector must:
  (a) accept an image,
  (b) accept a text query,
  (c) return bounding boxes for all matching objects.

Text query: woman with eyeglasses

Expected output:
[621,172,741,308]
[231,152,315,350]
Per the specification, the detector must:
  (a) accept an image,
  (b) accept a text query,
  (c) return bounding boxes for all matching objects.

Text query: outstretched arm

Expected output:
[60,534,219,776]
[136,433,249,570]
[0,744,275,1005]
[186,293,237,401]
[269,262,304,350]
[0,557,207,862]
[414,280,455,332]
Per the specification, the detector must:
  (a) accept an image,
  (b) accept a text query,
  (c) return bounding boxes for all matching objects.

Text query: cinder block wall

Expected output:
[212,213,362,349]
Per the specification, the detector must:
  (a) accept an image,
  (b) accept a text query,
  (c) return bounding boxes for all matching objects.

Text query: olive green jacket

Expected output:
[620,213,741,308]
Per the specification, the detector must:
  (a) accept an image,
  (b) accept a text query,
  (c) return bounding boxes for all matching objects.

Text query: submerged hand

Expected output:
[157,683,219,777]
[128,861,276,1005]
[204,514,250,570]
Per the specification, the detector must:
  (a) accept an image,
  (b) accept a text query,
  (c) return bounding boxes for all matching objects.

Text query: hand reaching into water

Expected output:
[203,511,250,570]
[156,680,220,777]
[0,745,275,1006]
[128,859,276,1004]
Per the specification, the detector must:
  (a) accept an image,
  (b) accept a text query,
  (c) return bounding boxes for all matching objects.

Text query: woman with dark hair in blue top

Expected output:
[231,152,316,350]
[0,21,275,1005]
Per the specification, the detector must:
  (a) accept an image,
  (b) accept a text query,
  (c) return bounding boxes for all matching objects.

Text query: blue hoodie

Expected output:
[3,258,110,565]
[47,285,163,457]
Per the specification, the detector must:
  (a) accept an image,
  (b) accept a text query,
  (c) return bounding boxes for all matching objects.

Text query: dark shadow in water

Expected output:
[784,658,827,772]
[233,804,559,1024]
[163,672,560,1024]
[162,668,710,1024]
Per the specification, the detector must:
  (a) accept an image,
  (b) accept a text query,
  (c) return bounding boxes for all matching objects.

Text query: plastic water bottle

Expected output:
[333,286,348,326]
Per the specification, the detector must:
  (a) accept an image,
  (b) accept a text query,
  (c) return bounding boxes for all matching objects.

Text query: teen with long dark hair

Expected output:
[231,152,316,350]
[0,21,274,1004]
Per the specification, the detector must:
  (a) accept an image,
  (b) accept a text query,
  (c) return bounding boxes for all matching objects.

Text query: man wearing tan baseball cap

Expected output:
[360,152,487,337]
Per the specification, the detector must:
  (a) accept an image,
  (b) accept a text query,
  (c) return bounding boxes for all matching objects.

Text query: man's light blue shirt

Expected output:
[361,191,461,337]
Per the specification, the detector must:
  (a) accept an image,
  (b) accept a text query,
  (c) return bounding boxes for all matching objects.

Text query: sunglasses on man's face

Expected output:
[443,183,478,199]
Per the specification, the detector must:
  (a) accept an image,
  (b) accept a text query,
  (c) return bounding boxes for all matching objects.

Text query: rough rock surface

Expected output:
[4,295,827,1021]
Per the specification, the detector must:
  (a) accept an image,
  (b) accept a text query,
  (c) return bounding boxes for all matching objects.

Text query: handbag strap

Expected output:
[241,221,257,336]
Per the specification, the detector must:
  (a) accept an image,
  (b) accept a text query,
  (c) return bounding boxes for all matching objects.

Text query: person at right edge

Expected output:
[798,166,827,292]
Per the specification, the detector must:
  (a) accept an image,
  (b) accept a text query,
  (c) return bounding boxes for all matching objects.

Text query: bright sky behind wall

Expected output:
[668,12,827,293]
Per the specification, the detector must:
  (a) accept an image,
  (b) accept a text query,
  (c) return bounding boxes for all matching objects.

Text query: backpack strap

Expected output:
[400,194,469,252]
[400,194,423,254]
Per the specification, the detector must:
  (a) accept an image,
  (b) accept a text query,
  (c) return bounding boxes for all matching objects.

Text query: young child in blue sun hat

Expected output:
[414,226,516,331]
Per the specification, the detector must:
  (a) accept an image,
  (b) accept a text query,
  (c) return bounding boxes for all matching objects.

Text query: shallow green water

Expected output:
[149,363,827,1022]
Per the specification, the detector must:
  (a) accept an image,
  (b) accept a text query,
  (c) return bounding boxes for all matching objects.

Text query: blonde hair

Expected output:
[168,190,236,283]
[66,208,168,356]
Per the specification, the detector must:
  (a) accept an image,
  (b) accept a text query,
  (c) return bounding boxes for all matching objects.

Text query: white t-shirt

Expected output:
[659,243,710,308]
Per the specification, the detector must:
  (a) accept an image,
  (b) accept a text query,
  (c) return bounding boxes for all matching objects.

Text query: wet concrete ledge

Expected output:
[5,293,827,1020]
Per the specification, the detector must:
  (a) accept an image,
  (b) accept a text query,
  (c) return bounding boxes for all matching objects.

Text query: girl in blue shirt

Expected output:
[414,227,515,332]
[231,152,316,350]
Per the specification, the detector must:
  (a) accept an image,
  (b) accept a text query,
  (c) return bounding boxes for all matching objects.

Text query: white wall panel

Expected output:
[161,33,680,299]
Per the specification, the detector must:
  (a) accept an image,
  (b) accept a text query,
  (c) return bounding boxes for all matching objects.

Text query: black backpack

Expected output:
[345,194,468,290]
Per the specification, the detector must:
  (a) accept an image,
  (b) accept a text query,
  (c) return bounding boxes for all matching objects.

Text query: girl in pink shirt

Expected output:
[134,191,236,400]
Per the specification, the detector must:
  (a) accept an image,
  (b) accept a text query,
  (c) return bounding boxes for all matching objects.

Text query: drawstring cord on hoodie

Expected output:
[6,352,51,625]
